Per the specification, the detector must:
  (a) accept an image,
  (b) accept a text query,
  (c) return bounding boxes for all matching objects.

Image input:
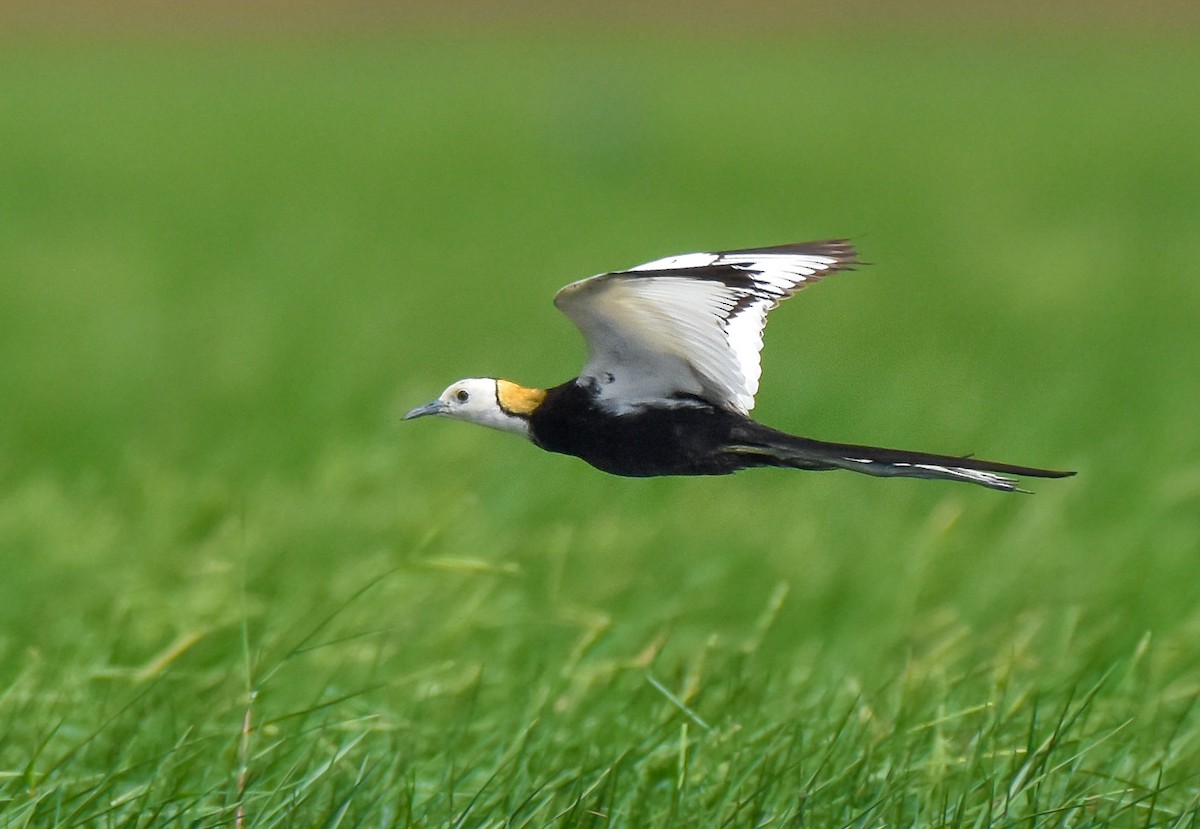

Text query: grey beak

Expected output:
[404,400,447,420]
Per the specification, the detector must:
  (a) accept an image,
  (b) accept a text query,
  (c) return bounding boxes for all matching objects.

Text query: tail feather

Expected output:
[731,427,1075,493]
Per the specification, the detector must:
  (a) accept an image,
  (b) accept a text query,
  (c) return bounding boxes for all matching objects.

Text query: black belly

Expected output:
[528,381,753,477]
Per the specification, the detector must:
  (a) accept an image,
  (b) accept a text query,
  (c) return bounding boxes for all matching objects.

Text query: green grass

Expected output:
[2,29,1200,826]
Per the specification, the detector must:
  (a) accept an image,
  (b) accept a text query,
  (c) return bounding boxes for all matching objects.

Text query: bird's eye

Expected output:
[455,389,470,403]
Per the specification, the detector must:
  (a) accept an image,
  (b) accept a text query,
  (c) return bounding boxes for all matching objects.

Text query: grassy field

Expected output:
[2,29,1199,826]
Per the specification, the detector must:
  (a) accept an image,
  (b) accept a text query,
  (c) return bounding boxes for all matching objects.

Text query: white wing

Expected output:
[553,240,858,413]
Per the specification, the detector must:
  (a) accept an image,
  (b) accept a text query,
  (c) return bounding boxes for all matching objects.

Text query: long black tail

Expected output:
[729,424,1075,492]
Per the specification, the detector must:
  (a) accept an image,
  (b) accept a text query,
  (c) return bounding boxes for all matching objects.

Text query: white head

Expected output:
[404,378,545,438]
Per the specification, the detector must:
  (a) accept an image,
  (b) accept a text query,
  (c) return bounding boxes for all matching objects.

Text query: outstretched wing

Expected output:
[553,240,859,413]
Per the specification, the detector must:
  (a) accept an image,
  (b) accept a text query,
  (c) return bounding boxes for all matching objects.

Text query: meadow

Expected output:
[1,28,1199,826]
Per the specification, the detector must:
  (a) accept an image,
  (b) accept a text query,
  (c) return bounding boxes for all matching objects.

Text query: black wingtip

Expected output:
[737,239,863,267]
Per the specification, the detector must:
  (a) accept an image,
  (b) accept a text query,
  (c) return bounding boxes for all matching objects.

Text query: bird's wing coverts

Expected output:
[553,240,859,413]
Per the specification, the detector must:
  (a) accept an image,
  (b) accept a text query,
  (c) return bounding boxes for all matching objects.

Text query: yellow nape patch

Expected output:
[496,380,547,417]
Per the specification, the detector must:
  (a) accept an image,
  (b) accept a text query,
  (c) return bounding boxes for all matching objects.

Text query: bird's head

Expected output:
[404,378,546,437]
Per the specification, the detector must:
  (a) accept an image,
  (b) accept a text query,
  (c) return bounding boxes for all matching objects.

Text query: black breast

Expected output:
[528,381,745,477]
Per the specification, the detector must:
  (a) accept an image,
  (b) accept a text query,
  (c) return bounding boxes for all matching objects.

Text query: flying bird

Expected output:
[405,240,1073,492]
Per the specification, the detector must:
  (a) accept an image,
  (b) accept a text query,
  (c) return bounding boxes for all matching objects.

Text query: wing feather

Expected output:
[554,240,859,413]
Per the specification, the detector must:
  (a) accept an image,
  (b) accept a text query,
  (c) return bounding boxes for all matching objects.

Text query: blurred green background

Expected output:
[1,8,1199,825]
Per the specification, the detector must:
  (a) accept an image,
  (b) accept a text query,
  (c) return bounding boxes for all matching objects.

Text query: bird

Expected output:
[404,240,1074,492]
